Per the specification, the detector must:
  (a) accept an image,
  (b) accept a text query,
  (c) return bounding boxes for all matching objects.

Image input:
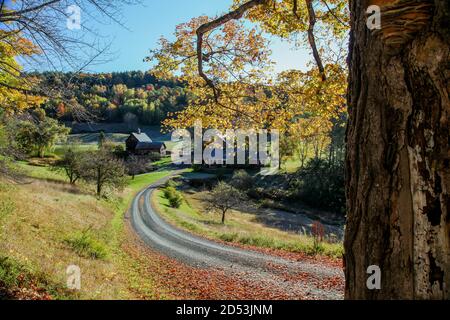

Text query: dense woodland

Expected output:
[35,71,190,125]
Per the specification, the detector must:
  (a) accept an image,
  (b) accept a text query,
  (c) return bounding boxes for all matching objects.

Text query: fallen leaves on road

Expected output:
[123,223,343,300]
[123,230,303,299]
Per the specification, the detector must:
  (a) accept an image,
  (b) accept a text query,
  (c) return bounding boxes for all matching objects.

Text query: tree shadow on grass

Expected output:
[27,178,93,196]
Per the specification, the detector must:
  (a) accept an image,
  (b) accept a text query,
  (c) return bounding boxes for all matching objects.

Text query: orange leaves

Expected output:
[124,234,294,300]
[0,273,53,300]
[312,220,325,241]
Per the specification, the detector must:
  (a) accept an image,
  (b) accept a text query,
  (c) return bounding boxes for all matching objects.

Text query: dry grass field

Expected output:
[0,164,173,299]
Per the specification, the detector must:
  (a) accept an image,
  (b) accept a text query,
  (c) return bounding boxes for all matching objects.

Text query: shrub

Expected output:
[0,256,24,288]
[219,233,239,242]
[308,242,325,255]
[259,198,273,208]
[113,144,127,158]
[289,158,345,213]
[64,229,108,259]
[246,187,264,200]
[230,169,253,191]
[168,193,183,208]
[149,152,161,161]
[163,186,183,208]
[163,186,176,199]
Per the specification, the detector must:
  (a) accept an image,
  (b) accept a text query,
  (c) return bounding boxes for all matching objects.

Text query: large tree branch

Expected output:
[303,0,326,81]
[320,0,347,27]
[196,0,329,104]
[196,0,268,101]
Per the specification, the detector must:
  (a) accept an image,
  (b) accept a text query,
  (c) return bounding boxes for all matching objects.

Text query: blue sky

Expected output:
[82,0,311,73]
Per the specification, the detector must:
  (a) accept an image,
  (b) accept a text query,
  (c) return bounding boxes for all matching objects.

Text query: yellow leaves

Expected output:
[150,3,348,148]
[0,29,43,112]
[238,0,308,37]
[147,15,271,85]
[0,86,44,112]
[277,63,347,119]
[0,30,40,58]
[233,0,349,39]
[161,61,347,146]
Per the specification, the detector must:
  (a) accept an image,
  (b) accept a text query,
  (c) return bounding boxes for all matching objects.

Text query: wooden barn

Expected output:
[125,130,167,156]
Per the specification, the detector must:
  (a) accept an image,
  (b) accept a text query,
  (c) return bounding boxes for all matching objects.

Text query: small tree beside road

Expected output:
[207,181,244,224]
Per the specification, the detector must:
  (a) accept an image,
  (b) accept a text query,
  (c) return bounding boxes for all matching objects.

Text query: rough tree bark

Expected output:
[345,0,449,299]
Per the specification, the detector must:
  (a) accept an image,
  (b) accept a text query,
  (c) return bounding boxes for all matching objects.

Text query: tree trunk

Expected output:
[222,210,226,224]
[345,0,449,299]
[97,168,102,196]
[38,146,45,158]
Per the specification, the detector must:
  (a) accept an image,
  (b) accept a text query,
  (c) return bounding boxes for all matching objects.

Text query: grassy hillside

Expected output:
[0,164,172,299]
[152,189,343,259]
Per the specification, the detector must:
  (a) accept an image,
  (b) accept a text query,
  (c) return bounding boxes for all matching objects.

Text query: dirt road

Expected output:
[130,177,344,299]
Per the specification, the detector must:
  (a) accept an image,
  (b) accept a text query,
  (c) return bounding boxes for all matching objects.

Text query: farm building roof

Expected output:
[130,132,152,143]
[135,141,166,150]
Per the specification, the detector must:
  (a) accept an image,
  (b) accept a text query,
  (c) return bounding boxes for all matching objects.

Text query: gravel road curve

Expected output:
[130,175,344,299]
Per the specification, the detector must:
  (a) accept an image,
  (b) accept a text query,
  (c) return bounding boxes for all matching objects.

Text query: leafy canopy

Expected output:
[147,0,348,136]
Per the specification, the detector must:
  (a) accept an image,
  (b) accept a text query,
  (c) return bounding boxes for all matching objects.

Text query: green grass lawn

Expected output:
[14,161,66,181]
[68,133,129,145]
[151,157,174,170]
[52,144,98,157]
